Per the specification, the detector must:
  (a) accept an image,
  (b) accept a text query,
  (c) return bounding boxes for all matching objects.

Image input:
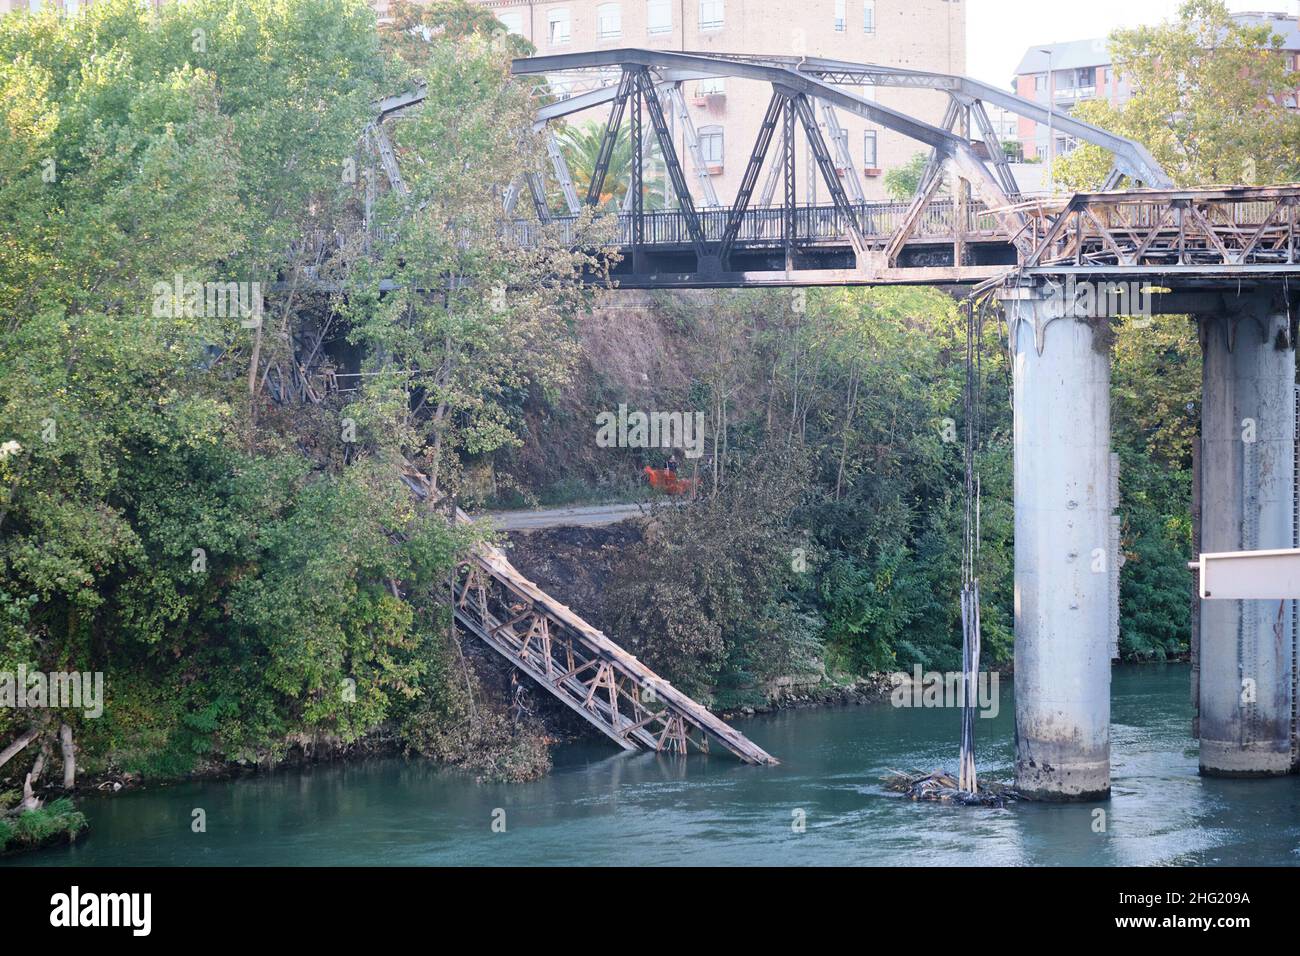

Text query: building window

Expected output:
[834,0,846,32]
[498,11,524,34]
[597,3,621,39]
[548,8,571,45]
[28,0,42,11]
[863,130,878,168]
[697,77,726,96]
[64,0,79,13]
[699,0,724,31]
[699,126,724,165]
[1034,74,1046,91]
[863,0,875,34]
[647,0,672,34]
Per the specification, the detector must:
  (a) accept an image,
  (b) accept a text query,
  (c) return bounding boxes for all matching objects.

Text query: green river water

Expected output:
[6,663,1299,866]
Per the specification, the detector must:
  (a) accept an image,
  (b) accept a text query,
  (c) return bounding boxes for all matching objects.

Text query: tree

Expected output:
[1,0,568,801]
[554,119,667,212]
[344,33,614,496]
[883,151,930,201]
[1054,0,1300,189]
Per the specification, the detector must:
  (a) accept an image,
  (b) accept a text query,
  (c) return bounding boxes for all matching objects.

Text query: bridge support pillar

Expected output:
[1008,292,1113,800]
[1197,298,1295,777]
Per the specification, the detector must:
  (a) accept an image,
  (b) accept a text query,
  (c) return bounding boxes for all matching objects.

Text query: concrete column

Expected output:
[1198,299,1295,777]
[1009,296,1113,800]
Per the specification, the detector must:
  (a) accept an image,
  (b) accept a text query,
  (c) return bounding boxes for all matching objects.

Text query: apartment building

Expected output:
[1,1,166,14]
[473,0,967,202]
[1013,10,1300,163]
[4,0,968,203]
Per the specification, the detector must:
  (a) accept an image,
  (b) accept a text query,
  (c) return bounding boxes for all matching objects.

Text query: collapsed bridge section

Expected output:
[454,540,777,764]
[400,466,776,765]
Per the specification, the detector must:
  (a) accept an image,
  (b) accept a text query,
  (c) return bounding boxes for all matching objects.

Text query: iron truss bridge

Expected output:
[368,49,1300,289]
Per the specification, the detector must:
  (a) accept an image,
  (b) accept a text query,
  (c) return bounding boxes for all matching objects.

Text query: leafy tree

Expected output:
[0,0,576,796]
[1054,0,1300,189]
[883,151,931,201]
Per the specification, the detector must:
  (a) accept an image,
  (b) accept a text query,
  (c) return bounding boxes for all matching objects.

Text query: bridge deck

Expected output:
[500,187,1300,289]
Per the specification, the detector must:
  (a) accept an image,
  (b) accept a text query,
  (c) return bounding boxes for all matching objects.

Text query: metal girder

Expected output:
[915,96,960,201]
[781,55,1172,188]
[545,130,581,214]
[630,76,644,246]
[516,50,996,159]
[783,97,797,267]
[450,538,777,764]
[513,48,1028,239]
[758,136,783,207]
[790,93,868,257]
[969,98,1020,198]
[587,69,637,207]
[718,89,788,267]
[664,84,722,208]
[376,85,427,121]
[635,70,709,262]
[370,122,408,198]
[525,172,551,223]
[818,99,865,203]
[514,50,1170,189]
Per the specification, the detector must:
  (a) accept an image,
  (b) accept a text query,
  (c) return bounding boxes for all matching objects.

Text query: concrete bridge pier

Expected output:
[1007,290,1114,800]
[1197,297,1296,777]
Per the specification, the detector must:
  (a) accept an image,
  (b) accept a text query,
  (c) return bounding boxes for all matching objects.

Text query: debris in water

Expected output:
[883,769,1021,807]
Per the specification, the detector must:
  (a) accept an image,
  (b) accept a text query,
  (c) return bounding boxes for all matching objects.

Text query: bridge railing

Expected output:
[502,198,1002,249]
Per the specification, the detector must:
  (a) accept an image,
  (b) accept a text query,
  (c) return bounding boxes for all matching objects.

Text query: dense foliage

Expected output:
[0,0,599,796]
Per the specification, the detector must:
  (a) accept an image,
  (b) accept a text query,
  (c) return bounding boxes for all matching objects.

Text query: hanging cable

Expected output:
[958,292,992,795]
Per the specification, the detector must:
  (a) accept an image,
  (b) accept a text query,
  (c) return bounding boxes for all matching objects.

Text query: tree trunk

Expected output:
[836,367,861,502]
[20,736,50,811]
[59,723,76,789]
[0,726,39,771]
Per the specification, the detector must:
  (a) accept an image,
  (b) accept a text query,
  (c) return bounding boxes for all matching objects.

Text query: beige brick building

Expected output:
[4,0,966,203]
[471,0,966,202]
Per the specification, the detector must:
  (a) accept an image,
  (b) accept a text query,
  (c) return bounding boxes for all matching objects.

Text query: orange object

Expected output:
[643,466,695,496]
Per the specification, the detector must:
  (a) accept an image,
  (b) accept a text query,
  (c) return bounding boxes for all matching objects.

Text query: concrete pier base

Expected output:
[1198,299,1295,777]
[1009,298,1113,800]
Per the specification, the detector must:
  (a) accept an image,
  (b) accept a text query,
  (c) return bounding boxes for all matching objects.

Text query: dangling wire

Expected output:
[958,293,990,795]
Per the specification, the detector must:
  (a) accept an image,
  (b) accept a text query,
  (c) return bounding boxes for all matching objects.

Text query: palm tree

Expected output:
[554,120,667,212]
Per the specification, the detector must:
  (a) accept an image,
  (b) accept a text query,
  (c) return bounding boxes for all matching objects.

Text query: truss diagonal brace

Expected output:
[587,69,637,207]
[665,84,722,208]
[790,93,868,258]
[546,130,581,214]
[634,68,709,263]
[718,88,788,268]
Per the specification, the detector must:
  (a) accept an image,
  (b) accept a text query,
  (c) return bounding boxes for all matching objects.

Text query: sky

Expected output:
[965,0,1300,87]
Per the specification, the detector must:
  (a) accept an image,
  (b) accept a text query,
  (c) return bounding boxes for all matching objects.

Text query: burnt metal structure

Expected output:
[397,468,776,765]
[368,50,1300,290]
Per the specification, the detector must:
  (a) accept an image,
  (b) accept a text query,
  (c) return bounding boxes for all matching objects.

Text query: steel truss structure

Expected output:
[364,48,1300,289]
[396,466,776,765]
[453,545,776,763]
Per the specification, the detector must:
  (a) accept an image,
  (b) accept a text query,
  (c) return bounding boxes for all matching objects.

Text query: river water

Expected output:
[7,663,1299,866]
